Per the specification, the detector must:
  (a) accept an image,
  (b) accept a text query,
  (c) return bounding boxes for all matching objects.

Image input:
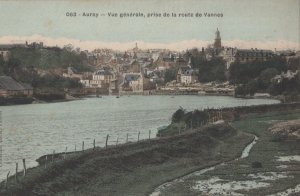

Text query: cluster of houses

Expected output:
[1,30,299,97]
[60,29,299,95]
[63,43,201,95]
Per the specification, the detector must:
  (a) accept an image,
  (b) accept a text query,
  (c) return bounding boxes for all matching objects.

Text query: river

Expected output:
[0,95,279,180]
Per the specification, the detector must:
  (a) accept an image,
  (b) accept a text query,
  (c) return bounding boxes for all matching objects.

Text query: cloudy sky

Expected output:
[0,0,299,51]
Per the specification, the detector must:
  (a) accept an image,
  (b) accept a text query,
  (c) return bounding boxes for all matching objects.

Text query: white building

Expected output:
[121,73,143,92]
[90,67,115,88]
[180,69,198,84]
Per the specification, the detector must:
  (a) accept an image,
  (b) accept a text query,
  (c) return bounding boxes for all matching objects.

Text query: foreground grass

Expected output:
[159,110,300,195]
[0,123,252,196]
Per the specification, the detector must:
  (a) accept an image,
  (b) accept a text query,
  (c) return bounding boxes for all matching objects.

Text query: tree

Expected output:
[229,56,287,84]
[164,68,177,83]
[0,55,6,75]
[257,68,278,90]
[198,57,226,82]
[234,79,258,96]
[172,107,186,123]
[183,48,227,83]
[246,79,258,96]
[191,110,209,127]
[235,85,247,97]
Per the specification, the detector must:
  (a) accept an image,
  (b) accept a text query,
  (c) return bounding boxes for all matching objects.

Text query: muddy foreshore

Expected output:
[155,108,300,195]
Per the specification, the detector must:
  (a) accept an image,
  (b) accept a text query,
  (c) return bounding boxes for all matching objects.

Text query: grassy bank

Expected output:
[0,123,252,196]
[158,103,300,137]
[158,109,300,195]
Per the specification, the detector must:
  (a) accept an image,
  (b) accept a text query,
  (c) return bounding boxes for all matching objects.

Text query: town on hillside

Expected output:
[0,29,299,103]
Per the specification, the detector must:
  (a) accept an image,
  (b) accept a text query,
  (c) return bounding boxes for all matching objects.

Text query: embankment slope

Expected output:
[1,123,252,196]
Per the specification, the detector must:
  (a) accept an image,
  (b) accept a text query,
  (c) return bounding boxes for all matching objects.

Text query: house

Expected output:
[120,73,143,92]
[90,67,115,88]
[62,67,83,79]
[80,79,91,87]
[180,69,198,85]
[149,73,161,83]
[155,56,175,70]
[109,79,119,95]
[272,70,299,84]
[128,60,142,73]
[176,58,198,84]
[177,66,191,83]
[0,76,33,97]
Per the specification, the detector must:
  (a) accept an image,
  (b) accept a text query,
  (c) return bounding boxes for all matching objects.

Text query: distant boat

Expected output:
[116,96,120,98]
[170,96,174,98]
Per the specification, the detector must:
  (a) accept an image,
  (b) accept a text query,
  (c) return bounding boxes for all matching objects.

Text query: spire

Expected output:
[215,28,221,39]
[214,28,221,49]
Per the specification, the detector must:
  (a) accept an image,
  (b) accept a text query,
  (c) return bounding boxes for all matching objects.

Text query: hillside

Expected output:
[0,46,93,94]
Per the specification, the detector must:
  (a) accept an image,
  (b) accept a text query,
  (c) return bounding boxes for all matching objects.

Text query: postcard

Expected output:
[0,0,299,195]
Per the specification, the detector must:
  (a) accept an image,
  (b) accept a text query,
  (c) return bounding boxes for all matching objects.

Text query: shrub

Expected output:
[172,107,185,123]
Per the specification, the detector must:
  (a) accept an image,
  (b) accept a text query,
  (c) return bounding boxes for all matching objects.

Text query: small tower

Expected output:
[214,28,222,49]
[134,42,138,50]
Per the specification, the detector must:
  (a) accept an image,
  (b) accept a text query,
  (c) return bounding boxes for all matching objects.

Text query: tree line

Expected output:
[0,46,92,92]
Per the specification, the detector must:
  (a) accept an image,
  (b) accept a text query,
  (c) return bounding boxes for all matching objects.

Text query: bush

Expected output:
[172,107,185,123]
[184,110,209,128]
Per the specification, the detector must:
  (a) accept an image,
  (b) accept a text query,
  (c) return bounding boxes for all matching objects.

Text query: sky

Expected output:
[0,0,299,51]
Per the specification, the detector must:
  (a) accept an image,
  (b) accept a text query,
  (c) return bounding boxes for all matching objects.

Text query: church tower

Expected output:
[214,28,221,49]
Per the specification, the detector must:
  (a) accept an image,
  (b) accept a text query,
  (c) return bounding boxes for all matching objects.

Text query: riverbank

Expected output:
[158,102,300,137]
[0,123,253,195]
[0,91,283,106]
[157,109,300,195]
[0,97,34,106]
[1,102,299,195]
[0,95,278,183]
[0,94,82,106]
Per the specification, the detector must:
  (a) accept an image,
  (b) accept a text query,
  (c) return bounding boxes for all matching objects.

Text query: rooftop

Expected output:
[0,76,33,90]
